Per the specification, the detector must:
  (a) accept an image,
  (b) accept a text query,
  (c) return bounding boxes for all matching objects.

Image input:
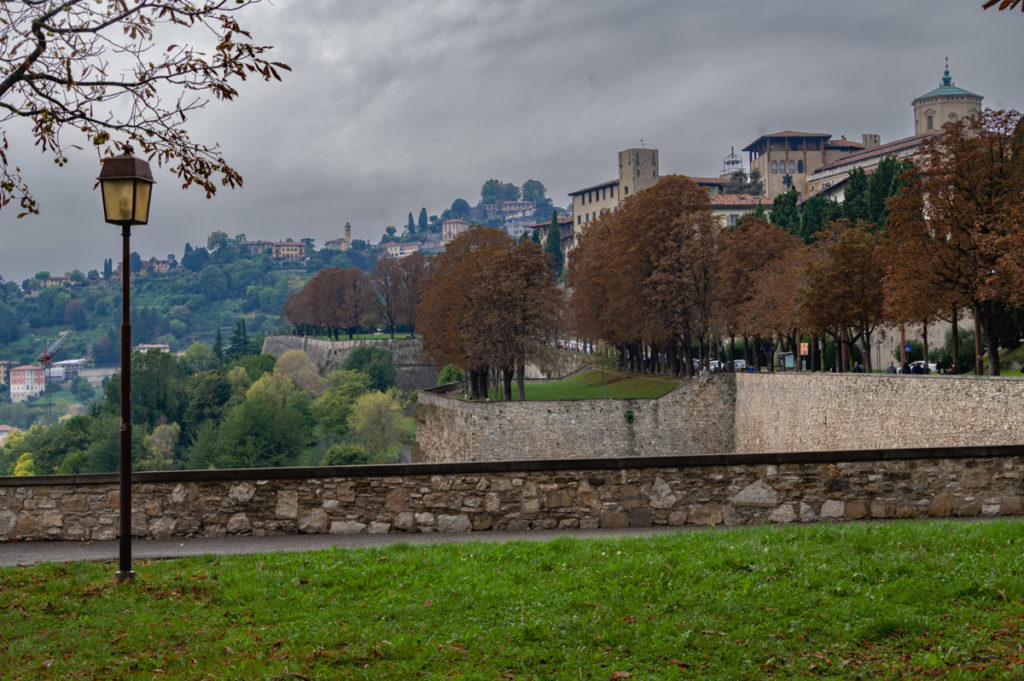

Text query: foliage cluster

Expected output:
[0,344,410,475]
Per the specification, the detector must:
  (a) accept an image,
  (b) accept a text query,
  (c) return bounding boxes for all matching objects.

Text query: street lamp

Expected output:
[98,151,154,583]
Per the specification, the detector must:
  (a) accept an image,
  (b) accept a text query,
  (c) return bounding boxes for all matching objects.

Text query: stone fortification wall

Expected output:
[262,336,437,392]
[734,373,1024,453]
[414,375,734,463]
[2,447,1022,542]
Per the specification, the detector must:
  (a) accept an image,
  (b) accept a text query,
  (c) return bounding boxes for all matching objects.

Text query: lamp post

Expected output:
[98,151,154,584]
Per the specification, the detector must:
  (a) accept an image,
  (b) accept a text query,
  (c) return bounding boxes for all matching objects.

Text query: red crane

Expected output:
[39,330,72,371]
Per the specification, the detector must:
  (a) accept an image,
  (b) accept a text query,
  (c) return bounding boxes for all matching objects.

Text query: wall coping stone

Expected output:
[4,443,1024,488]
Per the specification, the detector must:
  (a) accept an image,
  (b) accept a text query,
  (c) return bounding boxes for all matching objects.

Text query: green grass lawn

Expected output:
[3,519,1023,679]
[490,370,680,401]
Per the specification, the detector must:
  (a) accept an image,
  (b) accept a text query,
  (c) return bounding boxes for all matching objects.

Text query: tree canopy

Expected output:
[0,1,289,216]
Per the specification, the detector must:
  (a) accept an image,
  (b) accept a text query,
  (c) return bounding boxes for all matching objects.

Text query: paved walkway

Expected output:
[0,527,685,568]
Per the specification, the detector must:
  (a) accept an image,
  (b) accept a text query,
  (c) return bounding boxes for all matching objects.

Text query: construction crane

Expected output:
[39,331,72,424]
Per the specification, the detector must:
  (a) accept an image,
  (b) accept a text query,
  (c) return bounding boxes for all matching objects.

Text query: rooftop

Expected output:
[568,178,619,196]
[913,67,982,102]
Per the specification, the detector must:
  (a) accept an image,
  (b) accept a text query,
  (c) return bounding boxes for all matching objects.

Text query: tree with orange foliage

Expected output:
[801,221,886,371]
[418,228,561,400]
[282,267,379,340]
[886,109,1024,375]
[568,175,722,376]
[715,216,805,370]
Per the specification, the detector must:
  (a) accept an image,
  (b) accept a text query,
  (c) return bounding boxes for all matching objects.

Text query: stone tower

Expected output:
[618,147,659,199]
[912,62,983,135]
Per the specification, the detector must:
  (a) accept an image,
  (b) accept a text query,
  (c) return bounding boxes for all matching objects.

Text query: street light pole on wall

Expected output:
[98,151,154,584]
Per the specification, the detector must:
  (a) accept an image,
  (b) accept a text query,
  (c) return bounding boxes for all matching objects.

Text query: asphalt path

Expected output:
[0,526,685,568]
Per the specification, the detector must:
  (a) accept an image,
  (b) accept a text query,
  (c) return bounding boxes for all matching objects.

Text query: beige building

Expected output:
[912,65,982,135]
[743,131,862,201]
[709,194,767,228]
[10,365,44,403]
[441,218,472,245]
[324,222,353,251]
[807,65,983,200]
[569,147,659,242]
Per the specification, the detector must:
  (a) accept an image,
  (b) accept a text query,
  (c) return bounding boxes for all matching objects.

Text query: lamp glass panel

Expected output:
[133,181,152,224]
[102,179,137,224]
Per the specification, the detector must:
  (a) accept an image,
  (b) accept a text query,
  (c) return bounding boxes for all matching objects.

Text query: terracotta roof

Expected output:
[812,130,941,174]
[12,365,42,372]
[568,178,619,196]
[529,216,574,230]
[826,139,865,150]
[743,131,832,152]
[709,194,765,207]
[688,176,726,185]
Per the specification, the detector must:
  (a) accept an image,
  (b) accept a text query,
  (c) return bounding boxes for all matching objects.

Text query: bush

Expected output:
[342,346,397,392]
[322,443,371,466]
[437,364,464,386]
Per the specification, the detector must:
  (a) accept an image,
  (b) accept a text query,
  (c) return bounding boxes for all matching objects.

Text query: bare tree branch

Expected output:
[0,0,290,216]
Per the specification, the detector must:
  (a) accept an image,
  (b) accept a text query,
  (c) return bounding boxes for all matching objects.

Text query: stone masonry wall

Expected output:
[415,374,735,462]
[2,448,1022,542]
[262,336,437,392]
[734,373,1024,453]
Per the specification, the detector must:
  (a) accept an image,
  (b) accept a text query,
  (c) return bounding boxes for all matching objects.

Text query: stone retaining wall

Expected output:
[414,374,734,462]
[3,446,1022,542]
[734,373,1024,452]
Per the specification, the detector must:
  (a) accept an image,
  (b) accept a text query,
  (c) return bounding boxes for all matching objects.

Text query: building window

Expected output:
[788,160,795,173]
[771,161,778,174]
[577,215,581,225]
[797,160,804,173]
[728,214,738,227]
[926,115,934,130]
[624,186,629,195]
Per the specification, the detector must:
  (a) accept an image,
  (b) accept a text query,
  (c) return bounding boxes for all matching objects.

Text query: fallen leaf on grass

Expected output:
[669,658,690,669]
[610,673,632,679]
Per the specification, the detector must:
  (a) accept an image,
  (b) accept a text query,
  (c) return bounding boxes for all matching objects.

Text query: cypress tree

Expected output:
[544,211,564,278]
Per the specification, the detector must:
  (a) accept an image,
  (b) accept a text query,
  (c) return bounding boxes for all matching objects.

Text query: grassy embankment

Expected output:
[2,519,1023,679]
[487,369,680,401]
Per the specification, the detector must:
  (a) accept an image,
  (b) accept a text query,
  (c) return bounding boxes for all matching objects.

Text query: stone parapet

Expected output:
[2,446,1022,542]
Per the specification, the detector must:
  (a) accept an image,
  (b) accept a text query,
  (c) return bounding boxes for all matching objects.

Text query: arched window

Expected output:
[797,160,804,173]
[771,160,778,174]
[788,160,795,173]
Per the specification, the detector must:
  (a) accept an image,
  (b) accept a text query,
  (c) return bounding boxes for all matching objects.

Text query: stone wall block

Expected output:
[393,512,415,531]
[928,492,954,517]
[276,490,298,519]
[688,504,723,526]
[768,504,796,523]
[149,517,176,539]
[384,488,407,513]
[437,514,472,533]
[647,477,678,509]
[820,500,844,518]
[732,480,778,508]
[600,510,629,528]
[329,520,367,534]
[629,508,653,527]
[368,522,391,534]
[1001,495,1024,515]
[299,508,329,533]
[226,513,251,534]
[229,482,257,504]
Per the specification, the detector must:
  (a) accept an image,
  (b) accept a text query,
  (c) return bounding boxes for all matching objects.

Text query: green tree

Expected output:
[450,198,471,220]
[407,212,416,234]
[321,443,371,466]
[545,211,564,277]
[521,179,547,204]
[342,346,397,392]
[770,187,800,235]
[139,423,180,471]
[312,370,371,437]
[418,208,429,233]
[799,195,843,243]
[348,389,404,462]
[843,167,869,222]
[273,349,325,397]
[13,452,35,477]
[437,364,465,385]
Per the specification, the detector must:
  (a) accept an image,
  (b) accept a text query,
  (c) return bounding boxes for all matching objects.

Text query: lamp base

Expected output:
[114,570,136,584]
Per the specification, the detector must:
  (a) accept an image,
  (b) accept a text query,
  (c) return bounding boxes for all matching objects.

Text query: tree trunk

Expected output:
[973,304,985,375]
[951,306,959,373]
[921,320,930,373]
[516,361,526,401]
[502,366,513,401]
[981,303,1000,376]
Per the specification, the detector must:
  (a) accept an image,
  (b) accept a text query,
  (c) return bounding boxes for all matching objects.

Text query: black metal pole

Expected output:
[115,225,134,583]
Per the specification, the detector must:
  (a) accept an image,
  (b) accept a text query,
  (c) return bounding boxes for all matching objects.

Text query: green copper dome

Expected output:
[914,67,982,101]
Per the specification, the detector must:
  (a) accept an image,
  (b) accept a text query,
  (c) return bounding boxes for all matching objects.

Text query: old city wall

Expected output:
[414,375,735,462]
[734,373,1024,452]
[262,335,437,392]
[2,448,1022,542]
[416,373,1024,462]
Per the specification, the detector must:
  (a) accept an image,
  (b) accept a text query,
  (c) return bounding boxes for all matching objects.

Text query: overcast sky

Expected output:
[1,0,1022,284]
